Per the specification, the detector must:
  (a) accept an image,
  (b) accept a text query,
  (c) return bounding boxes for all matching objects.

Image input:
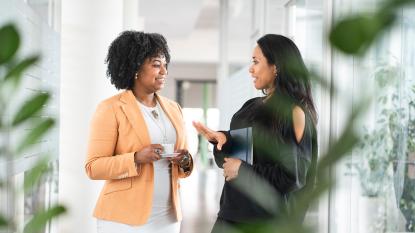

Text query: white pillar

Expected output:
[123,0,144,30]
[217,0,229,130]
[59,1,124,233]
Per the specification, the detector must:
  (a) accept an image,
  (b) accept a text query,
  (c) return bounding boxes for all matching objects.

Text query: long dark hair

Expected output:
[257,34,318,127]
[257,36,318,218]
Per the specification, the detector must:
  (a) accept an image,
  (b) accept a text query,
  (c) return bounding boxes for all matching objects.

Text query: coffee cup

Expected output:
[161,143,175,157]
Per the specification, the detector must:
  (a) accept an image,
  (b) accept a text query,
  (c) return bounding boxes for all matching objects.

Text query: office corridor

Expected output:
[179,166,222,233]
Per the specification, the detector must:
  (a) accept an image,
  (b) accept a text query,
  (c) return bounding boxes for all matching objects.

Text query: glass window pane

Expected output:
[331,1,415,233]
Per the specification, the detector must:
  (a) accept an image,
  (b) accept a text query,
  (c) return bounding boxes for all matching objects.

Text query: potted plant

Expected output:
[398,84,415,232]
[349,60,404,233]
[353,60,403,197]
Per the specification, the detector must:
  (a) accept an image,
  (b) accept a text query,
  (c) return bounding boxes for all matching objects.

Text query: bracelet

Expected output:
[179,153,191,168]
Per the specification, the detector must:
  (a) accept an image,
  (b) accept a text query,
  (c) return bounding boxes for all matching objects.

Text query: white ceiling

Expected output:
[136,0,290,64]
[137,0,221,63]
[138,0,219,39]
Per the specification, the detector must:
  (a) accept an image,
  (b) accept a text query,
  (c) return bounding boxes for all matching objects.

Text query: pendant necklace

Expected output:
[140,101,168,143]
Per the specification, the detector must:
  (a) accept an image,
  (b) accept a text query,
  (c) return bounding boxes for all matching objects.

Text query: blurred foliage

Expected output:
[229,97,366,233]
[222,0,415,232]
[0,23,66,232]
[351,61,403,197]
[1,0,414,232]
[407,85,415,153]
[399,178,415,231]
[330,0,415,55]
[0,24,19,64]
[398,85,415,231]
[23,206,66,233]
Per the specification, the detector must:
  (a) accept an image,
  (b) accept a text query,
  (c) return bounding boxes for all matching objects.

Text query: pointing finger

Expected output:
[217,142,223,151]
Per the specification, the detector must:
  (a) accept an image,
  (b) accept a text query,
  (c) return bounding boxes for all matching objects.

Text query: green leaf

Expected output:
[24,205,66,233]
[24,158,50,192]
[232,167,281,215]
[329,13,395,55]
[17,118,55,153]
[12,92,50,126]
[382,0,415,12]
[0,24,20,64]
[4,55,40,85]
[319,98,370,171]
[0,215,7,227]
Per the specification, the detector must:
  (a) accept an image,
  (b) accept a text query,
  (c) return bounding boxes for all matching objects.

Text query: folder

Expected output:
[229,127,253,165]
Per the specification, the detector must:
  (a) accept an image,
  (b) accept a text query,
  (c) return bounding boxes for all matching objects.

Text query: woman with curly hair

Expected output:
[85,31,193,233]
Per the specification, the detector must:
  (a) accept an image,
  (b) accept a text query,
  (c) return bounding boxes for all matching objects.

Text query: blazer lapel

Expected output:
[120,90,151,146]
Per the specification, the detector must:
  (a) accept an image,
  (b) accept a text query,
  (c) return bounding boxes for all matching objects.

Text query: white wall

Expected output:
[59,1,124,232]
[168,29,219,63]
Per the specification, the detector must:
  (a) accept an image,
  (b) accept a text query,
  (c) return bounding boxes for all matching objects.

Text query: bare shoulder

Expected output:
[292,106,306,143]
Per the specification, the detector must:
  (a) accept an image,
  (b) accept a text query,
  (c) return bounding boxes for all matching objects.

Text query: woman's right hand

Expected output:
[192,121,227,150]
[134,144,163,163]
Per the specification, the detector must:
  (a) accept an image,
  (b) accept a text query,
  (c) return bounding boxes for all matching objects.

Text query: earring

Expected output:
[135,73,138,80]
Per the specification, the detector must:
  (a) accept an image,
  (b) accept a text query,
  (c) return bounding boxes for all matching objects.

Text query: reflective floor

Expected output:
[180,164,223,233]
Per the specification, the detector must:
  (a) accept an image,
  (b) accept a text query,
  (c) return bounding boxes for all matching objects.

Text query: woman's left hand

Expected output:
[169,149,190,166]
[223,158,242,181]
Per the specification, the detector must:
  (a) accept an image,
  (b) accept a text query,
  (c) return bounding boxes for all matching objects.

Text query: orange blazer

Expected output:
[85,90,193,226]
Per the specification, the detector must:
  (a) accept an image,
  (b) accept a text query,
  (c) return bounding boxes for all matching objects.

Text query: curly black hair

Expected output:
[105,31,170,90]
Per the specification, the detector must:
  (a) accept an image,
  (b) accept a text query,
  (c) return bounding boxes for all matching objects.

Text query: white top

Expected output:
[138,100,177,145]
[138,100,179,229]
[97,100,180,233]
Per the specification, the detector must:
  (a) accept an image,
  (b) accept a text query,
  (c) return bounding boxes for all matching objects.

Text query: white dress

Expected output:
[97,100,180,233]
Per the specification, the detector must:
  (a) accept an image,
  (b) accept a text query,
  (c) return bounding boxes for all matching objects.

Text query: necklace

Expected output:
[150,110,159,119]
[139,101,168,143]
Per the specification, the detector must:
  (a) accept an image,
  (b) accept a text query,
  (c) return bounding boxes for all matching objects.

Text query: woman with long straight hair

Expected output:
[193,34,318,232]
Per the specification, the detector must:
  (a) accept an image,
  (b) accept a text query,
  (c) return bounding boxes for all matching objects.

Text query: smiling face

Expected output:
[249,45,277,91]
[135,55,168,93]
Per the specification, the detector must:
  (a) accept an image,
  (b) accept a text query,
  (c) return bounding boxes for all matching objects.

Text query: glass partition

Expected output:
[330,1,415,232]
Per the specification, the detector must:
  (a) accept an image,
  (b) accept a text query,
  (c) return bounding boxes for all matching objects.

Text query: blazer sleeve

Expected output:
[85,102,141,180]
[175,102,194,178]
